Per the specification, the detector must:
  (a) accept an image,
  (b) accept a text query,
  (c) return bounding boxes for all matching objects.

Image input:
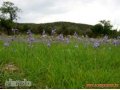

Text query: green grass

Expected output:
[0,40,120,88]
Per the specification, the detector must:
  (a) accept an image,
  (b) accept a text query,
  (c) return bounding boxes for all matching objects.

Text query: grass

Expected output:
[0,39,120,89]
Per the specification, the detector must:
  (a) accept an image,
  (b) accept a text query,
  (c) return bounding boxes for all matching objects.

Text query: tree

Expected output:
[91,20,114,37]
[91,24,103,35]
[0,1,21,21]
[100,20,113,35]
[0,1,21,35]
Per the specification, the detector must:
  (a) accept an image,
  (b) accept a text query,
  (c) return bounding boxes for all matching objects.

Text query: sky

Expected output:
[0,0,120,30]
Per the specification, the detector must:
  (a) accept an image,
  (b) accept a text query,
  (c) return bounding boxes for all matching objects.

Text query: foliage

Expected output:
[91,20,119,38]
[0,1,21,21]
[0,1,21,35]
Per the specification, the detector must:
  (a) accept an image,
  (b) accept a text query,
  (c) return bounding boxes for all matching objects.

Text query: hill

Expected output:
[18,21,93,35]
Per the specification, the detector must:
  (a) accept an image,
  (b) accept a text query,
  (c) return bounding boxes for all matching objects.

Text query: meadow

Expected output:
[0,34,120,89]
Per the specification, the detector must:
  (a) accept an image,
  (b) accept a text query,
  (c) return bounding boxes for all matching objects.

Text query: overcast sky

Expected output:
[0,0,120,29]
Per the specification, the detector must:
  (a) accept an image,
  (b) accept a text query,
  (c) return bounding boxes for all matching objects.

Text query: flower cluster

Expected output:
[93,42,100,48]
[27,30,35,46]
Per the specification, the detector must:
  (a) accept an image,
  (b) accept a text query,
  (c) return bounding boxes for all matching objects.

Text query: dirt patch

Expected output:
[2,62,19,73]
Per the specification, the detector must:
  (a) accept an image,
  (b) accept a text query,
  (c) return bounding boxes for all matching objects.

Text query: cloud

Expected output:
[0,0,120,29]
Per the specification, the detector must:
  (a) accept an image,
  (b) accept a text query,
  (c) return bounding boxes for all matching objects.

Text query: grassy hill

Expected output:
[18,21,93,35]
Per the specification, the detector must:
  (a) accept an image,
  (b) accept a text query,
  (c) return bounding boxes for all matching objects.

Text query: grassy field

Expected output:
[0,36,120,89]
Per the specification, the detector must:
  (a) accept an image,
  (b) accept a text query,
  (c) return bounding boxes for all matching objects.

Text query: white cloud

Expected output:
[0,0,120,29]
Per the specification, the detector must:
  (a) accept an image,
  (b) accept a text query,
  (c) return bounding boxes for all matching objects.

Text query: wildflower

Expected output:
[93,42,100,48]
[27,37,35,44]
[74,32,78,38]
[51,29,56,36]
[27,30,35,46]
[42,30,46,36]
[66,37,70,44]
[113,40,119,46]
[103,35,108,43]
[58,34,64,41]
[104,35,108,40]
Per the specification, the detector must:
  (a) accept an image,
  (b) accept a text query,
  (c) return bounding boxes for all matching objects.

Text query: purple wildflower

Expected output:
[58,34,64,41]
[113,40,119,46]
[104,35,108,40]
[74,32,78,38]
[66,37,70,44]
[93,42,100,48]
[27,30,35,46]
[51,29,56,36]
[27,37,35,43]
[103,35,108,43]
